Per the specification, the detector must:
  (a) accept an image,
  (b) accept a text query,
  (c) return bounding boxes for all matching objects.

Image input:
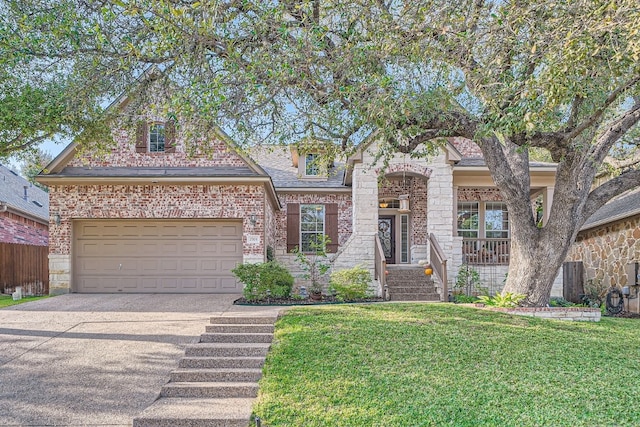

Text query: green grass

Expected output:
[0,294,50,308]
[254,303,640,426]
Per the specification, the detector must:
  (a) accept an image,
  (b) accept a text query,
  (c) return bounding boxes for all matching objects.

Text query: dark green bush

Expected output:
[329,265,371,301]
[232,262,294,301]
[453,294,478,304]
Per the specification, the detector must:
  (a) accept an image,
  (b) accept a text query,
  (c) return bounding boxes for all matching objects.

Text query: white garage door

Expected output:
[74,220,243,293]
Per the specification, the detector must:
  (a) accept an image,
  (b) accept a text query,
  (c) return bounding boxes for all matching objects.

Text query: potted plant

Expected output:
[293,234,331,300]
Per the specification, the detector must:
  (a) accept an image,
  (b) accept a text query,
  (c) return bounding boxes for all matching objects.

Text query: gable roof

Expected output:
[0,164,49,224]
[581,187,640,231]
[251,145,348,190]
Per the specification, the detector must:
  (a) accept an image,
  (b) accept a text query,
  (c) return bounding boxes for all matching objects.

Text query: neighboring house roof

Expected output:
[581,187,640,231]
[251,145,347,190]
[0,164,49,224]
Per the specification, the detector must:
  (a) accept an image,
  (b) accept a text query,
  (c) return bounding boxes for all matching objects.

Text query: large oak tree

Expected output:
[3,0,639,305]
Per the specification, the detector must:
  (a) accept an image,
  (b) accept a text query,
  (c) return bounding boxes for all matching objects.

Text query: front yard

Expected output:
[254,303,640,426]
[0,294,50,308]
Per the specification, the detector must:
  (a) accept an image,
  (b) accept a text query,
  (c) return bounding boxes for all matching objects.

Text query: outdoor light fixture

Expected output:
[54,213,61,226]
[249,214,257,226]
[398,194,411,213]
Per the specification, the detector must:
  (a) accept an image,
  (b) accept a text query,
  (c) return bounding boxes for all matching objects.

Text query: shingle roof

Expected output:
[51,166,260,177]
[582,187,640,231]
[251,146,347,189]
[0,164,49,221]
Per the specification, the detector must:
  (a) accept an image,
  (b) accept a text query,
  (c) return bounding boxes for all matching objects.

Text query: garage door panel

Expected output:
[180,260,199,272]
[220,242,242,255]
[220,277,239,289]
[74,220,243,293]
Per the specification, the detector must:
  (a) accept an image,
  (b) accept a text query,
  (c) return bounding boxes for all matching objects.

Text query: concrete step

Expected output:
[200,332,273,343]
[133,397,255,427]
[185,343,271,358]
[170,368,263,383]
[161,382,259,398]
[179,357,265,369]
[210,316,278,324]
[206,324,275,334]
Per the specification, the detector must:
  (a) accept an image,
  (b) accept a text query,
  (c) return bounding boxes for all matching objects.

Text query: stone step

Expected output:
[386,286,438,293]
[161,382,259,398]
[205,324,275,334]
[390,293,441,302]
[209,316,278,325]
[200,332,273,344]
[170,368,263,383]
[180,357,265,369]
[185,343,271,358]
[133,397,255,427]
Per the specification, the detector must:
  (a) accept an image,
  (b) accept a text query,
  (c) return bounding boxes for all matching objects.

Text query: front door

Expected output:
[378,216,395,264]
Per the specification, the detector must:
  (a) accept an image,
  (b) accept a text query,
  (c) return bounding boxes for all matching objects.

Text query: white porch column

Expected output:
[543,186,554,225]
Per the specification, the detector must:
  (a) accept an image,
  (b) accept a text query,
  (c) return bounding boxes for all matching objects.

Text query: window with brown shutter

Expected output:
[286,203,300,253]
[287,203,339,253]
[135,122,148,153]
[325,203,339,253]
[165,119,176,153]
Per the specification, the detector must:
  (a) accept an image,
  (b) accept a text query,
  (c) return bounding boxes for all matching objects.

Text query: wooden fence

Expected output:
[0,242,49,295]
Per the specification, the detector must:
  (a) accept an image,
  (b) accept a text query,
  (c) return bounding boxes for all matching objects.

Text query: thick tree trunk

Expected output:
[502,229,572,307]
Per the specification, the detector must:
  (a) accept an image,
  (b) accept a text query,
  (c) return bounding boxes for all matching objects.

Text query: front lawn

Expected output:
[0,294,50,308]
[254,303,640,426]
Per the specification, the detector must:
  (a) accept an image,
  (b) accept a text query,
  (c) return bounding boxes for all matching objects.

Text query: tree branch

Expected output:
[565,75,640,140]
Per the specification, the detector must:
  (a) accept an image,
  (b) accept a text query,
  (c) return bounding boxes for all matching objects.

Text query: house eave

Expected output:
[275,186,351,193]
[580,210,640,233]
[0,201,49,226]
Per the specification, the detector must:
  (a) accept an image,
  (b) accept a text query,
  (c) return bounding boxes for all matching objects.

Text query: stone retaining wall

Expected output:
[486,306,601,322]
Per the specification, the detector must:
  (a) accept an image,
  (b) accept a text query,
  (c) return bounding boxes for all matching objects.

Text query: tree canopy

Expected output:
[2,0,640,304]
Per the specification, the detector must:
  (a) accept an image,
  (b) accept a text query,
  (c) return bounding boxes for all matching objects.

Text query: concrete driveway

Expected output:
[0,294,281,426]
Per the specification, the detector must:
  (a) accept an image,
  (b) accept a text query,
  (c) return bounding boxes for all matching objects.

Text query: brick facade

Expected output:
[379,177,429,247]
[0,212,48,246]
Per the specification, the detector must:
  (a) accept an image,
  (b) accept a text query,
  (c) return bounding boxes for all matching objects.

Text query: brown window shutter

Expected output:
[286,203,300,253]
[165,119,176,153]
[135,121,148,153]
[325,203,339,253]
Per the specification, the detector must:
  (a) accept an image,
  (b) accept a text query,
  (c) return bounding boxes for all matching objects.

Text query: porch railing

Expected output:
[429,233,448,302]
[374,234,387,295]
[462,238,511,265]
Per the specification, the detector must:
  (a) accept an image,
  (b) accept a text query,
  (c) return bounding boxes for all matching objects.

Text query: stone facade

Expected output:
[567,214,640,312]
[0,211,48,246]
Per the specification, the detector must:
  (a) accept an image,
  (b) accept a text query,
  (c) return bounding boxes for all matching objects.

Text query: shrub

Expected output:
[232,262,294,301]
[550,296,576,307]
[477,292,526,308]
[329,265,372,301]
[453,294,478,304]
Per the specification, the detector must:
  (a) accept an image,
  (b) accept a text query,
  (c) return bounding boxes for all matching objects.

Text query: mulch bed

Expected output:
[607,311,640,318]
[234,296,385,306]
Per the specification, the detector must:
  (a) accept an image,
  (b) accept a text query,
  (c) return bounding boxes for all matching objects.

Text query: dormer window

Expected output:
[135,120,176,154]
[304,153,320,176]
[149,123,165,152]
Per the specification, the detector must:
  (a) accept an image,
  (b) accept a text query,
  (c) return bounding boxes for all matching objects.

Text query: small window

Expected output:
[300,204,325,252]
[149,123,165,153]
[457,202,479,238]
[304,153,320,176]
